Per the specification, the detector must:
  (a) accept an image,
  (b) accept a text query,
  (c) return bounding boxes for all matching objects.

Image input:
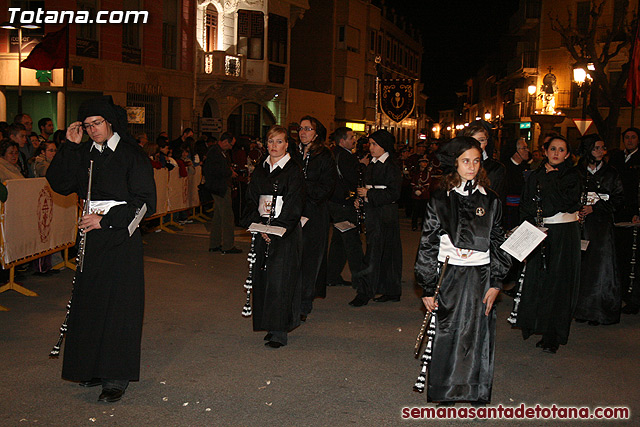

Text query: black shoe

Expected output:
[264,333,272,341]
[327,279,351,287]
[575,318,587,323]
[221,247,242,254]
[373,294,400,303]
[209,246,221,252]
[535,339,545,348]
[542,345,558,354]
[79,378,101,387]
[588,321,600,326]
[622,304,640,315]
[98,388,125,403]
[348,295,369,307]
[265,341,284,348]
[300,314,307,322]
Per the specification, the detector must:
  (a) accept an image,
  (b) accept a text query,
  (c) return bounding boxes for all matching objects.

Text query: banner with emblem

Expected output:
[379,79,416,123]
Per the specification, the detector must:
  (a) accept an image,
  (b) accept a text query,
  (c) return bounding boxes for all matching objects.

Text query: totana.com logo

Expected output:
[8,7,149,24]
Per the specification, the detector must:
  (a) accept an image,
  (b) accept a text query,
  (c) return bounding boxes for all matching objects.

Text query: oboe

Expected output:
[414,256,449,358]
[262,180,279,271]
[535,182,547,270]
[356,167,365,232]
[77,160,94,273]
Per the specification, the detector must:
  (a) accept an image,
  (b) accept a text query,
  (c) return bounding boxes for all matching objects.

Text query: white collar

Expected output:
[511,157,521,165]
[448,180,487,196]
[91,132,120,153]
[372,151,389,163]
[264,153,291,172]
[625,148,638,161]
[482,151,489,160]
[588,162,603,174]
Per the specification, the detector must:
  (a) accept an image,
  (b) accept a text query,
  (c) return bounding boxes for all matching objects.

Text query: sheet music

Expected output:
[248,222,286,237]
[500,220,547,262]
[128,203,147,236]
[333,221,356,232]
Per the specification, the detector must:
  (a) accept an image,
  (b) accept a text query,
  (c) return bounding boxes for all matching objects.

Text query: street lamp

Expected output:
[0,22,40,114]
[573,62,593,120]
[484,111,491,121]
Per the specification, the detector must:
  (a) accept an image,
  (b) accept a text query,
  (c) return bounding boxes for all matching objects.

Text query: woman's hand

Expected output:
[544,163,558,173]
[67,122,84,144]
[261,232,271,243]
[79,213,102,233]
[483,288,500,316]
[579,205,593,220]
[357,187,368,198]
[422,296,437,312]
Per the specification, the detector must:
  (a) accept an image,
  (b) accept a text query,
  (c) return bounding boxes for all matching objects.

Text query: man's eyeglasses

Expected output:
[298,126,314,132]
[82,119,106,130]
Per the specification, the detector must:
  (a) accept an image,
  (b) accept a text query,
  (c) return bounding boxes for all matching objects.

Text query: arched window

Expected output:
[205,5,218,52]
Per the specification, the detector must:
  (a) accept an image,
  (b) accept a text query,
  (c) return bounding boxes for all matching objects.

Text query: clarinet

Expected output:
[262,181,279,271]
[49,160,94,357]
[356,167,366,232]
[535,182,547,270]
[77,160,94,272]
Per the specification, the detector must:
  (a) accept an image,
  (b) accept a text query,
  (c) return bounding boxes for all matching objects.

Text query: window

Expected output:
[77,0,98,58]
[369,29,376,53]
[268,13,287,64]
[238,9,264,60]
[205,7,218,52]
[576,1,591,34]
[122,0,141,64]
[338,26,360,53]
[343,77,358,103]
[163,0,177,69]
[377,34,382,55]
[338,26,345,43]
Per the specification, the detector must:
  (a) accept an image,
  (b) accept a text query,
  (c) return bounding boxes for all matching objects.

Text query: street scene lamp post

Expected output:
[572,62,593,120]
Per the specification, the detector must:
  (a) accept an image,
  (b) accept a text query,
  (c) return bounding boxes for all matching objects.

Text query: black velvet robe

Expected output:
[516,161,582,346]
[294,146,336,314]
[575,163,624,324]
[46,136,156,382]
[241,158,304,332]
[415,186,511,403]
[359,155,402,298]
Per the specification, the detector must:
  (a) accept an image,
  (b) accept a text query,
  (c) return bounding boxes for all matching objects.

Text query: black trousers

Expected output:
[327,201,364,285]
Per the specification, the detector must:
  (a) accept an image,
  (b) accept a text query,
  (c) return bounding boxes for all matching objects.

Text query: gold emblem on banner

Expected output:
[380,79,416,122]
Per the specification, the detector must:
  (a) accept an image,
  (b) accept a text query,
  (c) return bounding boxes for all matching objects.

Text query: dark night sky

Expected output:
[382,0,520,117]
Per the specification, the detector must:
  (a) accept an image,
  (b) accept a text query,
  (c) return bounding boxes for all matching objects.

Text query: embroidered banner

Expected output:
[380,79,416,122]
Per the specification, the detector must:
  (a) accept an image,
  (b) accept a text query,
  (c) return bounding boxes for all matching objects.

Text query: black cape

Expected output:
[415,186,511,403]
[516,162,582,345]
[240,157,304,332]
[46,136,156,381]
[575,162,624,324]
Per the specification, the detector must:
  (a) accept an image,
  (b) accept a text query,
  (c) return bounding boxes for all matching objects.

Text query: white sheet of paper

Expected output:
[128,203,147,237]
[500,221,547,262]
[614,222,640,227]
[581,239,590,251]
[248,222,286,237]
[300,216,309,227]
[334,221,356,232]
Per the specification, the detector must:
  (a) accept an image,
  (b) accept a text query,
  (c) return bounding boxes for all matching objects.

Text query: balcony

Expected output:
[200,51,246,79]
[509,0,541,34]
[506,51,538,78]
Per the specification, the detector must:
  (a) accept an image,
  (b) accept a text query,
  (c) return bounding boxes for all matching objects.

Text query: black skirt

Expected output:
[428,264,496,403]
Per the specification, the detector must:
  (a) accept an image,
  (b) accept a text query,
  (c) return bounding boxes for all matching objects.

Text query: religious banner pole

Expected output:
[375,55,382,130]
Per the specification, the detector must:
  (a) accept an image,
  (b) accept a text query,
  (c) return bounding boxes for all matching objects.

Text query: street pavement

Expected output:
[1,218,638,426]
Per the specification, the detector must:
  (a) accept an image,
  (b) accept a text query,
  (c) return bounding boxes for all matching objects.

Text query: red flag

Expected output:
[20,26,68,70]
[626,23,640,106]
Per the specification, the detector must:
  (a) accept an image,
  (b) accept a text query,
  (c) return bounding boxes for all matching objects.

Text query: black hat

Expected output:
[369,129,395,153]
[77,95,129,140]
[578,133,603,165]
[437,136,482,174]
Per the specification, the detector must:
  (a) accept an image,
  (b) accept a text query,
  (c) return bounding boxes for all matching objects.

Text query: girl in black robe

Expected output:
[574,134,624,325]
[241,125,304,348]
[516,135,582,353]
[415,137,511,405]
[294,116,336,319]
[353,130,403,304]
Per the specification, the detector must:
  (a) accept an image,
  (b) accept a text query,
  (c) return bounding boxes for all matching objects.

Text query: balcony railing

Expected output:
[201,51,246,79]
[506,51,538,76]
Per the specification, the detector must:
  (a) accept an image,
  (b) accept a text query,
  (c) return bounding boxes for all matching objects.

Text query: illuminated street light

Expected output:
[527,84,537,95]
[484,111,491,121]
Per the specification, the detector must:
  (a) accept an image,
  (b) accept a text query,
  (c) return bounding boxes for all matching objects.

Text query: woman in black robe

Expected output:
[516,135,582,353]
[46,96,156,402]
[351,130,402,305]
[574,134,624,325]
[241,125,304,348]
[294,116,336,320]
[462,121,506,206]
[415,136,511,405]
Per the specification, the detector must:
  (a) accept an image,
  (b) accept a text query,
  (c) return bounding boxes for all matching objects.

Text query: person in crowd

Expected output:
[156,137,175,171]
[325,127,364,299]
[32,140,58,178]
[503,137,530,231]
[7,123,31,177]
[516,135,582,354]
[295,116,336,321]
[240,125,304,348]
[0,140,24,181]
[195,135,210,163]
[609,127,640,315]
[135,133,148,148]
[46,95,156,403]
[14,113,33,132]
[410,157,435,231]
[529,149,544,170]
[0,121,9,138]
[354,130,402,303]
[38,117,54,142]
[29,132,40,153]
[462,122,505,205]
[574,134,624,326]
[415,136,511,406]
[203,132,241,254]
[52,129,67,146]
[171,128,194,154]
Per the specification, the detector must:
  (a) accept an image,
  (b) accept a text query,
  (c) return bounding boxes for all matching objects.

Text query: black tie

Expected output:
[463,180,473,196]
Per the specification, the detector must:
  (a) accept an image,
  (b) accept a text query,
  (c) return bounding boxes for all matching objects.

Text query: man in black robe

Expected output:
[46,96,156,403]
[326,127,365,298]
